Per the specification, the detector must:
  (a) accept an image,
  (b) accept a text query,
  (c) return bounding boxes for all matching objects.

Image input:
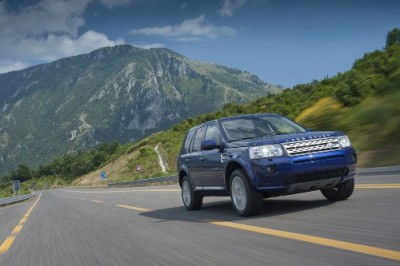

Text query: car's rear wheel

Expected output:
[230,170,262,217]
[321,178,354,201]
[181,176,203,210]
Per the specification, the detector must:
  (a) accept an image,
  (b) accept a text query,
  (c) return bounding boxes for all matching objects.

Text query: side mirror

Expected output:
[201,140,221,150]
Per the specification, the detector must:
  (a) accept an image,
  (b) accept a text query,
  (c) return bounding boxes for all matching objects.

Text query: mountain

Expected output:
[0,45,281,174]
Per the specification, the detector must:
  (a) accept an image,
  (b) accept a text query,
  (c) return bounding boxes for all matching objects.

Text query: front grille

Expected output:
[284,168,348,184]
[282,137,341,156]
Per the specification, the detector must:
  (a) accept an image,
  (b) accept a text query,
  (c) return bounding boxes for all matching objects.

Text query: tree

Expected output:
[386,28,400,49]
[92,152,107,167]
[335,70,373,106]
[12,164,32,182]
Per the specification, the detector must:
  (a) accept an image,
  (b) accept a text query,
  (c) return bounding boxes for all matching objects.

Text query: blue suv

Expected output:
[177,113,357,216]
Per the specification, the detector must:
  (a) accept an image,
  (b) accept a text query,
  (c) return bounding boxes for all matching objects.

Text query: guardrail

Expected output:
[357,165,400,176]
[108,175,178,188]
[0,193,34,207]
[106,165,400,188]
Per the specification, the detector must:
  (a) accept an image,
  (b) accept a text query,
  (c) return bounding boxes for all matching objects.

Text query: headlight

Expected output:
[337,135,351,148]
[249,144,284,159]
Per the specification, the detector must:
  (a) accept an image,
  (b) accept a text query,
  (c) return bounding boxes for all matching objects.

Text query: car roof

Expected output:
[217,113,280,122]
[188,113,281,132]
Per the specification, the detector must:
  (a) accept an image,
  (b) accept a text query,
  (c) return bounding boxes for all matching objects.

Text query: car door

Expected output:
[184,125,206,189]
[200,122,226,189]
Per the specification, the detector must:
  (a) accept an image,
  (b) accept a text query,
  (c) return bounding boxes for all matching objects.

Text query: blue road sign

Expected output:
[100,171,106,181]
[13,180,20,190]
[12,180,20,196]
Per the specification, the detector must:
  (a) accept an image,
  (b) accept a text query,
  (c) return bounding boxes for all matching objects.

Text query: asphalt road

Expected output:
[0,173,399,266]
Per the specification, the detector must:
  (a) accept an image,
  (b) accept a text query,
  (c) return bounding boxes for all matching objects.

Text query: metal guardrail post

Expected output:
[107,175,178,188]
[0,193,34,207]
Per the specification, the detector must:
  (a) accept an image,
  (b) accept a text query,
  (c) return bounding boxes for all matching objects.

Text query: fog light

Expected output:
[266,164,277,175]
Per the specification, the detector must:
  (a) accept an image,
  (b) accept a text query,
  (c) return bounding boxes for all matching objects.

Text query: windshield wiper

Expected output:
[274,131,299,135]
[234,133,275,141]
[235,137,256,141]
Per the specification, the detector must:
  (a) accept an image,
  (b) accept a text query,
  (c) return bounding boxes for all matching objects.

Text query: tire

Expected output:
[230,170,262,217]
[321,178,354,201]
[181,176,203,211]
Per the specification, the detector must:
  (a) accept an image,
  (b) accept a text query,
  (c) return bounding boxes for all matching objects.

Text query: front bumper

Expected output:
[249,148,356,195]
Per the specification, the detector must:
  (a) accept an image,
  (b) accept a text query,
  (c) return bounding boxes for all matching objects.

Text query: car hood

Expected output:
[226,131,344,148]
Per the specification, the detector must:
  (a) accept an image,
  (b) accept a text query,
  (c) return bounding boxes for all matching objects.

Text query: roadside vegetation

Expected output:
[1,29,399,196]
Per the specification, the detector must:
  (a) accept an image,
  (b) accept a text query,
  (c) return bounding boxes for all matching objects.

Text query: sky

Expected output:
[0,0,399,88]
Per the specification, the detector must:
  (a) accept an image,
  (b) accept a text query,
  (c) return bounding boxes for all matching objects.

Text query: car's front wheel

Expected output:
[230,170,262,217]
[321,178,354,201]
[181,176,203,211]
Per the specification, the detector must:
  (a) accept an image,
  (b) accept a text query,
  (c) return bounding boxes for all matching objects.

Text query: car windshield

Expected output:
[220,115,306,142]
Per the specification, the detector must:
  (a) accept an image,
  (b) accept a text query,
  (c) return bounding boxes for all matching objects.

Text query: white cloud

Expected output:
[132,43,166,49]
[0,0,129,74]
[98,0,134,8]
[0,61,30,74]
[130,15,236,40]
[218,0,247,17]
[17,31,125,61]
[0,0,90,38]
[0,31,125,74]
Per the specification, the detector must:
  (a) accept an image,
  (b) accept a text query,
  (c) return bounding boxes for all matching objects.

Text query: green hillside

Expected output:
[1,30,400,196]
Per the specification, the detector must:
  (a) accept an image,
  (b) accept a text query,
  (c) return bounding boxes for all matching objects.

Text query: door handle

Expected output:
[200,156,206,161]
[186,158,191,162]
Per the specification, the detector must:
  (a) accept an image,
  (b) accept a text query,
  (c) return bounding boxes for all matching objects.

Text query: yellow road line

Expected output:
[59,189,180,194]
[0,193,41,255]
[357,186,400,189]
[11,225,23,235]
[357,183,400,186]
[211,221,400,261]
[129,189,180,192]
[116,204,151,212]
[0,236,15,254]
[356,184,400,189]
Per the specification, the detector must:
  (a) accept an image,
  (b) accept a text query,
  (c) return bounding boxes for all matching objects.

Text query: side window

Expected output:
[183,129,195,153]
[192,126,206,152]
[205,123,222,145]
